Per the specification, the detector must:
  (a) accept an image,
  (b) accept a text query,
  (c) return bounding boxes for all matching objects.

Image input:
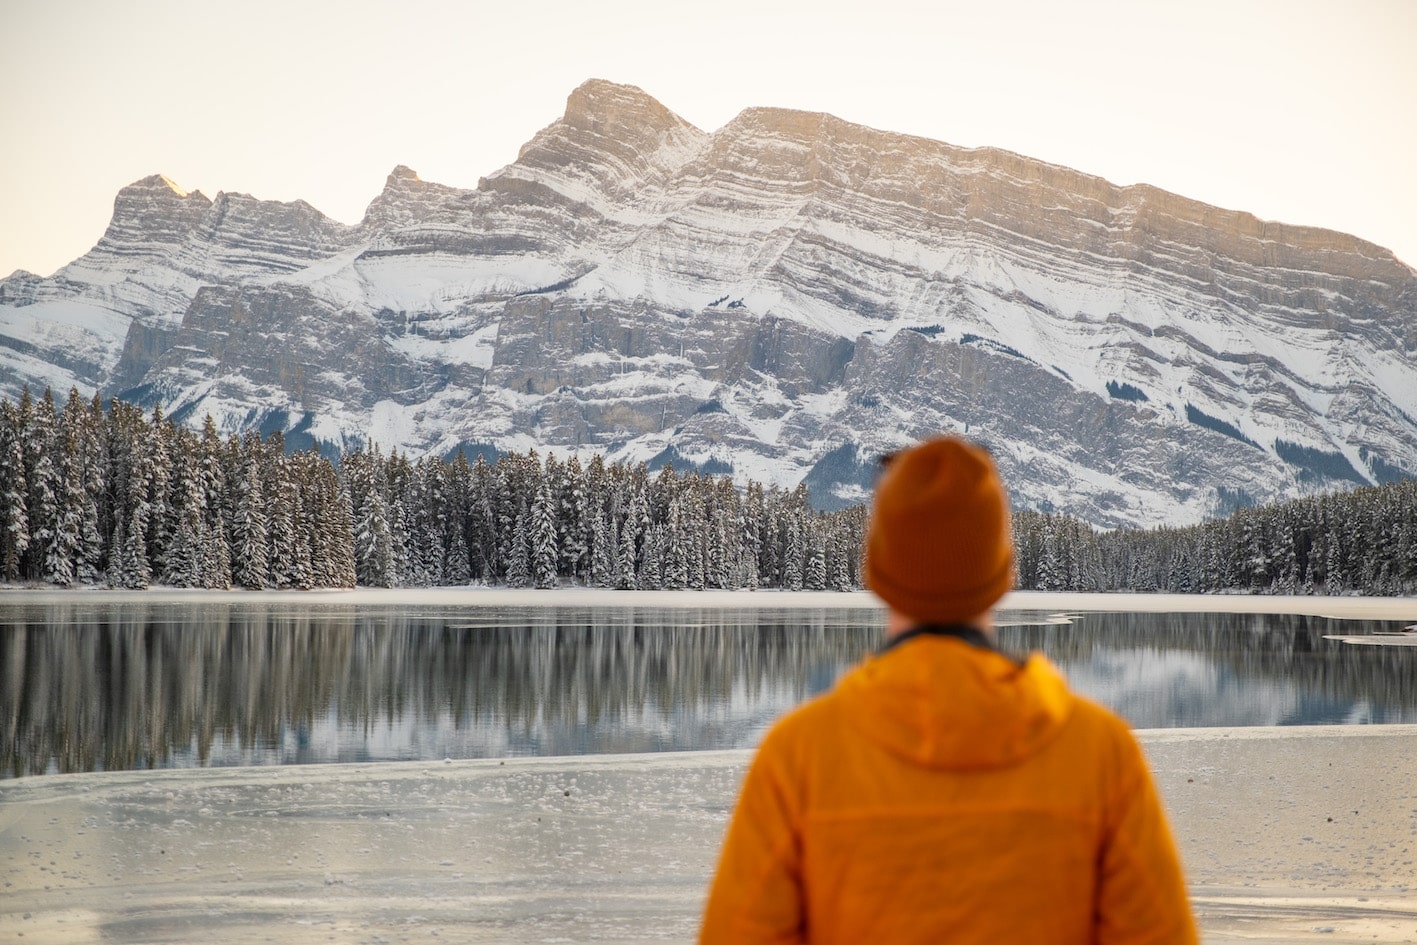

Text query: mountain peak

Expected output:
[360,164,469,231]
[118,173,207,202]
[130,173,190,198]
[92,174,213,253]
[562,78,700,137]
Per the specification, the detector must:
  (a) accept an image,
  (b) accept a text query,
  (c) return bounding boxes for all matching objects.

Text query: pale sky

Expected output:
[2,0,1414,278]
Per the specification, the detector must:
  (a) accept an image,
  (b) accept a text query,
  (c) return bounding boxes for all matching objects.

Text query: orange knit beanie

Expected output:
[864,437,1015,623]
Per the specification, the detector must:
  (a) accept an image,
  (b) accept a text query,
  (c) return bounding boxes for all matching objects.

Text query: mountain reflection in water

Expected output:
[2,602,1414,777]
[1001,611,1417,729]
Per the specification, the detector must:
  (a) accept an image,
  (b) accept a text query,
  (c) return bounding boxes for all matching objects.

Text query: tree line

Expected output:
[0,389,864,591]
[1,389,1412,595]
[1013,480,1417,596]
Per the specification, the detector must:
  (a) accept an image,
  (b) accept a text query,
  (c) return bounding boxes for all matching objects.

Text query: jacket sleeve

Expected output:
[699,731,806,945]
[1095,731,1199,945]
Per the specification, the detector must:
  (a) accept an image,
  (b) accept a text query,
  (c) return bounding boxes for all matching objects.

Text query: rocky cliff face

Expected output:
[3,79,1414,526]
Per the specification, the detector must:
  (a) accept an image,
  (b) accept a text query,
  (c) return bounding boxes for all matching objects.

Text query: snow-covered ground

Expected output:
[3,591,1417,943]
[3,728,1417,944]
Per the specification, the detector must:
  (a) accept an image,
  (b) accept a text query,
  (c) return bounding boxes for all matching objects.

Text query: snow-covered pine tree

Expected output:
[474,486,499,583]
[829,527,853,592]
[505,501,532,588]
[1359,488,1393,594]
[804,519,827,591]
[628,473,651,580]
[298,452,332,589]
[441,455,471,585]
[1319,509,1342,593]
[649,462,675,524]
[23,390,59,582]
[32,395,91,587]
[117,504,152,589]
[107,510,131,588]
[561,456,589,582]
[84,392,110,539]
[1395,485,1417,593]
[163,475,205,588]
[445,518,472,585]
[1270,503,1299,593]
[639,522,663,590]
[706,481,729,589]
[494,457,522,580]
[740,482,762,590]
[682,475,708,590]
[390,478,423,586]
[390,494,415,586]
[266,457,306,589]
[0,401,30,580]
[320,460,358,588]
[465,453,497,582]
[1075,524,1103,592]
[103,402,139,580]
[345,448,391,586]
[160,453,199,586]
[1038,517,1067,591]
[782,512,804,591]
[615,508,637,590]
[231,432,270,589]
[663,495,688,590]
[143,405,174,566]
[590,502,614,588]
[196,518,229,589]
[584,455,613,583]
[720,477,744,590]
[532,477,558,589]
[55,388,105,584]
[758,485,782,587]
[196,416,231,588]
[1197,522,1222,592]
[541,452,566,574]
[357,487,396,587]
[421,458,447,582]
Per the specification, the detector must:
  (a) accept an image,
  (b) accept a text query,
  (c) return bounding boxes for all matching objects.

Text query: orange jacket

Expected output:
[699,634,1198,945]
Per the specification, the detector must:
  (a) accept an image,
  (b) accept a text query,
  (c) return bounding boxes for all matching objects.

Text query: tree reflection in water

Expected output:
[0,602,880,777]
[3,603,1414,778]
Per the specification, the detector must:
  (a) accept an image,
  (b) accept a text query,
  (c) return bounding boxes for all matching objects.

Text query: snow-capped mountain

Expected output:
[3,79,1415,527]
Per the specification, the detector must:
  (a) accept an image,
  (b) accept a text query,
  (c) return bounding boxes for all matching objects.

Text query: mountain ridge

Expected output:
[2,78,1414,528]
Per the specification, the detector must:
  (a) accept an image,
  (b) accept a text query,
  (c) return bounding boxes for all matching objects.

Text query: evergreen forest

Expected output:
[1,389,1413,596]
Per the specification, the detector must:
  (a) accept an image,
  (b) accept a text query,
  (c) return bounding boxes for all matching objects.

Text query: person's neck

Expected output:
[885,608,994,640]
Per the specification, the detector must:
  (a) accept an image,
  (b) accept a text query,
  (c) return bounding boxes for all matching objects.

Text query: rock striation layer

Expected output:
[2,79,1415,526]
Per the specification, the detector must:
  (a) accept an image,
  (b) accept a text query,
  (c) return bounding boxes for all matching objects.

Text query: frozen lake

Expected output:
[4,591,1416,778]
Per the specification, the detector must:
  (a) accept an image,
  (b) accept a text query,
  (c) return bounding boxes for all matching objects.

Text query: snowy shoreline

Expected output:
[2,586,1415,621]
[4,726,1417,944]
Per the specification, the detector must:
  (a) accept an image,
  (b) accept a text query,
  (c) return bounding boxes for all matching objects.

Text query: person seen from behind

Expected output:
[699,436,1198,944]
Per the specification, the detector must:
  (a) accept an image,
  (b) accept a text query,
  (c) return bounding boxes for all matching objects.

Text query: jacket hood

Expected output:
[837,636,1073,770]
